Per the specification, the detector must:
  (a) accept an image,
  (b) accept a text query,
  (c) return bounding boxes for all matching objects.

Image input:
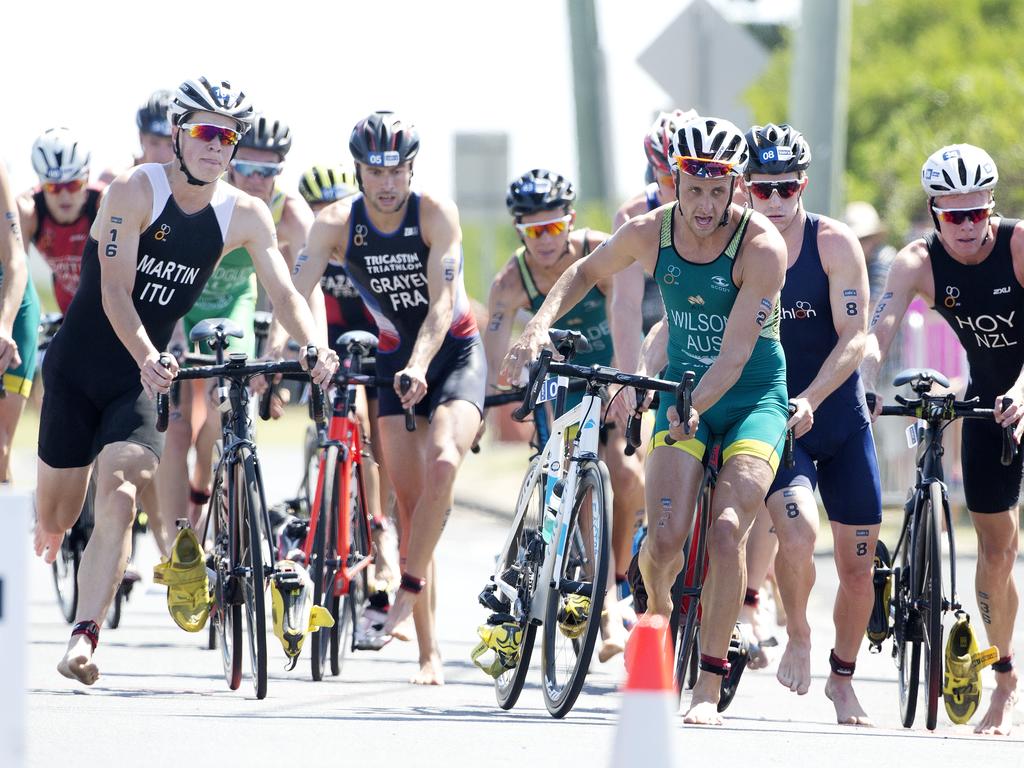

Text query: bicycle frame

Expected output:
[304,382,373,596]
[494,385,603,625]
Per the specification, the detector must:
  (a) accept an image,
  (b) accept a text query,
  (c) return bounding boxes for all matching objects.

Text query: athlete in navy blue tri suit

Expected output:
[744,124,880,726]
[32,76,338,688]
[863,144,1024,736]
[289,112,484,686]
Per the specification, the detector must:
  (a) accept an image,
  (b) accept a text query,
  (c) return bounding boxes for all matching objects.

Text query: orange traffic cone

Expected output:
[610,614,678,765]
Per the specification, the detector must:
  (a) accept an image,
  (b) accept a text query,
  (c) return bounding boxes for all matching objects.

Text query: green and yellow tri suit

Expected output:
[515,232,612,411]
[651,205,788,470]
[182,187,287,357]
[0,266,40,396]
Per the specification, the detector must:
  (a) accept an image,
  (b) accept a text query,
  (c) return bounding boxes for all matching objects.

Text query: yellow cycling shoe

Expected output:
[270,561,335,670]
[153,526,211,633]
[557,593,591,640]
[943,614,999,725]
[471,617,523,678]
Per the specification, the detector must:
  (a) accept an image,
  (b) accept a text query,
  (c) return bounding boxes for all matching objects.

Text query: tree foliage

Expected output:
[745,0,1024,240]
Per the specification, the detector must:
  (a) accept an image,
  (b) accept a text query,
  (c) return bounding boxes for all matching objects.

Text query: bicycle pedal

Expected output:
[478,587,507,613]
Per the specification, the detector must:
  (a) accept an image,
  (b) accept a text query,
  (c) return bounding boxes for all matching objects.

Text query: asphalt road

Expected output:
[16,445,1024,768]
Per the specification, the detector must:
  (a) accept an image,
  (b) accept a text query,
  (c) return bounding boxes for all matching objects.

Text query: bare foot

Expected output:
[57,635,99,686]
[34,523,64,565]
[824,674,873,726]
[777,638,811,694]
[682,695,723,725]
[599,609,626,663]
[974,679,1018,736]
[739,622,772,671]
[390,614,415,643]
[383,590,417,638]
[411,651,445,686]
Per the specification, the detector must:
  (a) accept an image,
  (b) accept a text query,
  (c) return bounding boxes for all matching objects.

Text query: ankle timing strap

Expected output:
[829,649,856,677]
[699,653,731,676]
[72,620,100,651]
[993,654,1014,674]
[190,487,211,505]
[400,572,426,594]
[744,588,760,608]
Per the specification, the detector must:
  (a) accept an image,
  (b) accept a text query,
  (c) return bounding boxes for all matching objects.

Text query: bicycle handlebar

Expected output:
[663,371,695,446]
[866,391,1018,467]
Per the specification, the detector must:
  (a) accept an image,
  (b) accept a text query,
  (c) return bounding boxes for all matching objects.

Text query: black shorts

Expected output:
[375,335,485,420]
[961,414,1023,513]
[38,357,164,469]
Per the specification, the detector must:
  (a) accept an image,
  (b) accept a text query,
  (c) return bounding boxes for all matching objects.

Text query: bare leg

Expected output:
[154,382,192,537]
[34,460,92,564]
[740,503,777,669]
[972,510,1019,736]
[0,390,27,483]
[822,521,878,726]
[684,454,772,726]
[766,485,818,696]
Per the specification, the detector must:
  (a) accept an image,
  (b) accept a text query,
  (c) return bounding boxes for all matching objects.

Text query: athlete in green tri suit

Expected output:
[0,160,39,484]
[505,117,788,726]
[155,112,313,530]
[483,169,644,662]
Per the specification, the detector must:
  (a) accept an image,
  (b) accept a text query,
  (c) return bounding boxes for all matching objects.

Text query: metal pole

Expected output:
[788,0,852,217]
[567,0,611,205]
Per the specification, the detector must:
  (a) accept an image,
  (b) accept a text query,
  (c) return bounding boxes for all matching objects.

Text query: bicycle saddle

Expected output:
[548,328,592,358]
[189,317,245,344]
[892,368,951,393]
[335,330,379,355]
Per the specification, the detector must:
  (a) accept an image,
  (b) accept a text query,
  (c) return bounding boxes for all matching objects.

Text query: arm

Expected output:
[0,166,27,371]
[789,223,870,436]
[276,196,315,272]
[609,198,646,372]
[691,227,786,415]
[995,225,1024,433]
[860,241,925,395]
[483,262,529,392]
[397,196,464,405]
[96,174,176,395]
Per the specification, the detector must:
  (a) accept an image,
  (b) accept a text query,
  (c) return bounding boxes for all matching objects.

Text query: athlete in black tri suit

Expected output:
[744,124,879,726]
[32,76,338,688]
[287,112,484,686]
[863,143,1024,736]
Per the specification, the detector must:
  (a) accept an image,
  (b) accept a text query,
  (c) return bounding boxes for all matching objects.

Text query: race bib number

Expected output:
[536,376,559,404]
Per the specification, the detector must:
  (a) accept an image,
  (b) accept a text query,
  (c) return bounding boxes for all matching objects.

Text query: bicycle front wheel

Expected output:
[494,458,544,711]
[923,482,945,731]
[240,452,271,700]
[896,514,921,727]
[212,460,241,689]
[338,461,370,674]
[310,445,339,682]
[541,461,610,719]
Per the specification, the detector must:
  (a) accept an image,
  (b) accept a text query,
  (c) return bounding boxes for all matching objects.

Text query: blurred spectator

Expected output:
[844,200,895,312]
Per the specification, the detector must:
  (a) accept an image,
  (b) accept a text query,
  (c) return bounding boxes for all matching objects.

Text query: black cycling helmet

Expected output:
[136,89,173,137]
[240,113,292,158]
[506,169,576,217]
[744,123,812,175]
[349,111,420,168]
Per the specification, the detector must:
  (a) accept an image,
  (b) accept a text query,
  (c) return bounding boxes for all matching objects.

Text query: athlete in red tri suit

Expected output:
[18,128,103,313]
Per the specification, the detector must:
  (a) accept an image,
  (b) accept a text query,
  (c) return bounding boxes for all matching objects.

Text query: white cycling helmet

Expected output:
[921,144,998,197]
[31,128,90,183]
[168,76,254,133]
[671,116,748,176]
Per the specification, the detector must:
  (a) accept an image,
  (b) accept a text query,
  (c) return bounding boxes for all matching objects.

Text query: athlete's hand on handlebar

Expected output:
[395,365,427,409]
[666,403,699,443]
[864,391,883,423]
[787,396,815,439]
[995,388,1024,442]
[299,345,338,387]
[140,351,179,398]
[503,322,549,386]
[0,330,21,373]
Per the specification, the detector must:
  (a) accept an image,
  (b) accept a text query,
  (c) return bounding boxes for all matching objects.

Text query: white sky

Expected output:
[1,0,796,205]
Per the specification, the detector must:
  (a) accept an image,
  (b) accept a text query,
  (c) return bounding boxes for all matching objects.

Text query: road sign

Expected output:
[637,0,768,128]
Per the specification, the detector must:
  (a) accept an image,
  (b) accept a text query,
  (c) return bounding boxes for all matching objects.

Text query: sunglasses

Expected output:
[42,179,85,194]
[931,203,994,225]
[231,160,284,179]
[674,155,736,179]
[180,122,242,146]
[515,215,572,240]
[748,180,803,200]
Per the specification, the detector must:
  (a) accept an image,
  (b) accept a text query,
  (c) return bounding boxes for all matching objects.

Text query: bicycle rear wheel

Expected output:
[541,461,610,719]
[494,459,544,711]
[923,482,945,731]
[310,445,339,682]
[240,452,271,699]
[212,459,242,689]
[338,462,370,674]
[674,487,709,702]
